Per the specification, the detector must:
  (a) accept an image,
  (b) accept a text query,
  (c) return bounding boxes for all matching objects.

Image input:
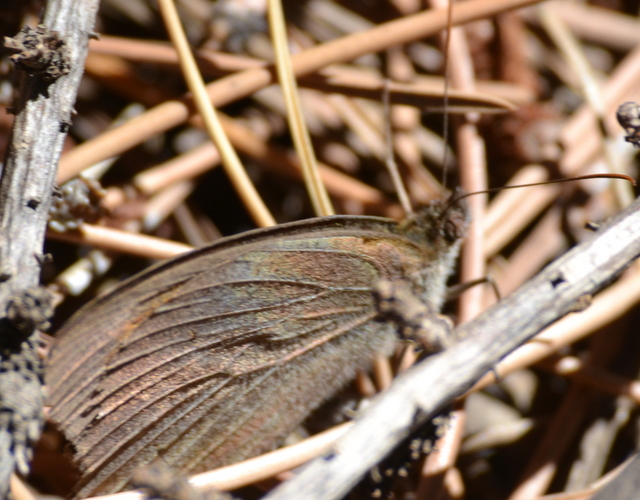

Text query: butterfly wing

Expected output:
[47,216,435,497]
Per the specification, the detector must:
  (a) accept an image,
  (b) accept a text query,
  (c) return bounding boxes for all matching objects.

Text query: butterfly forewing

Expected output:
[47,209,462,497]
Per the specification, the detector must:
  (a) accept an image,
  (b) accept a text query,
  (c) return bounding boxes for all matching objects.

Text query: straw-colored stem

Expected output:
[268,0,333,217]
[157,0,275,227]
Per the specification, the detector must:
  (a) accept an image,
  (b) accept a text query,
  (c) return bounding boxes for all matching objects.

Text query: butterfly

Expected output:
[46,198,468,497]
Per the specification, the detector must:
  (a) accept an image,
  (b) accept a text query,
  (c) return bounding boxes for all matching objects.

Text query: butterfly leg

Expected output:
[373,279,454,352]
[130,460,235,500]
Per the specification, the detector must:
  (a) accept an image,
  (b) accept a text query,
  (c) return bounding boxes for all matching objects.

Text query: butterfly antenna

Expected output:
[449,173,636,205]
[440,0,454,192]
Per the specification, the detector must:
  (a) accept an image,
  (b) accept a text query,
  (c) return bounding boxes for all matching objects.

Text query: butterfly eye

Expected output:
[443,213,465,242]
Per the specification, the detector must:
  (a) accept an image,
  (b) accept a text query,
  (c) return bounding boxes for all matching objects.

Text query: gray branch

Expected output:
[264,195,640,500]
[0,0,99,494]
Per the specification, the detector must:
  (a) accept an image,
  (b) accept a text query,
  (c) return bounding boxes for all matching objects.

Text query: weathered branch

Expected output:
[0,0,99,494]
[264,195,640,500]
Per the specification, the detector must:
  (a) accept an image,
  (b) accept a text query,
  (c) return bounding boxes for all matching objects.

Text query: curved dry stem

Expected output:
[157,0,274,227]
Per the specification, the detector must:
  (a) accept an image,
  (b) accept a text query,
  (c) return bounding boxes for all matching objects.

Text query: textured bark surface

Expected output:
[591,452,640,500]
[0,0,99,494]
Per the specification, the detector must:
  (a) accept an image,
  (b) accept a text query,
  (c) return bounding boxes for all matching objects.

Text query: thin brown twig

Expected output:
[57,0,544,184]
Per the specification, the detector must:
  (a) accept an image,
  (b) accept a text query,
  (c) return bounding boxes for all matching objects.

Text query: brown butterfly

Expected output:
[46,197,468,497]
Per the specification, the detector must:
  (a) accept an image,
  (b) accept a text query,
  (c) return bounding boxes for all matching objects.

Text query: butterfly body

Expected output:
[46,199,468,497]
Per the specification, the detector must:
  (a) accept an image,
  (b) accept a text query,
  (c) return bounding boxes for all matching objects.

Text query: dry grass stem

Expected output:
[133,144,221,195]
[158,0,274,226]
[49,224,193,260]
[268,0,333,216]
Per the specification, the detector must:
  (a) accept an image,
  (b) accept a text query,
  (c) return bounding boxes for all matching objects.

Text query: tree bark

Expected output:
[0,1,99,494]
